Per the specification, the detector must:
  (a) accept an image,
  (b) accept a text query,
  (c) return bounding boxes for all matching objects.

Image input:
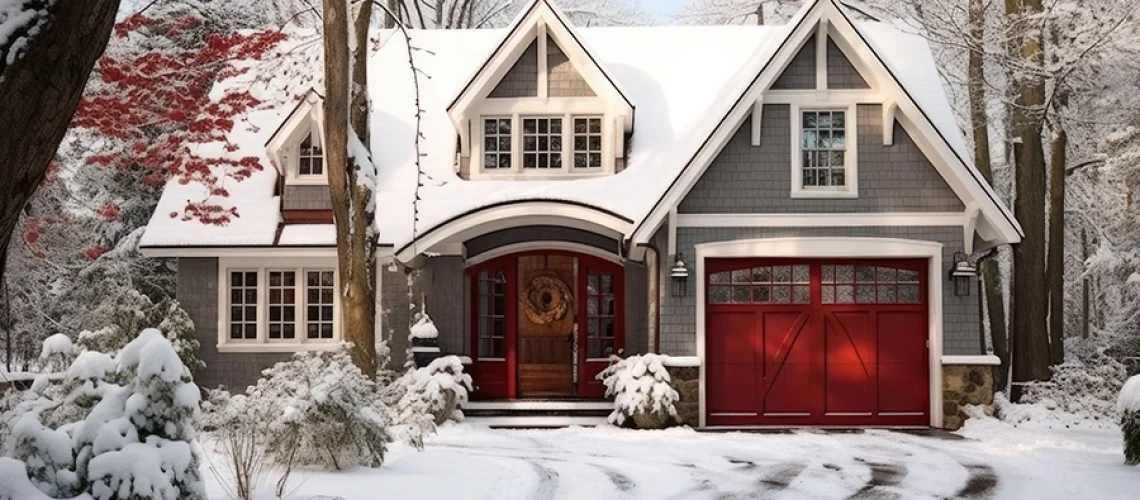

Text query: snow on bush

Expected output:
[1013,349,1128,428]
[40,334,75,373]
[392,356,473,427]
[0,329,205,500]
[251,345,392,471]
[78,291,203,377]
[1119,375,1140,465]
[597,354,680,428]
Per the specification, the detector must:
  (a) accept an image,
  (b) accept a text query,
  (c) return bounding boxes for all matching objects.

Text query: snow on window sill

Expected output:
[216,342,340,354]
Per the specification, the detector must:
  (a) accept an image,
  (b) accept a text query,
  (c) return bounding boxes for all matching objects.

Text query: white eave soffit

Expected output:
[446,0,635,132]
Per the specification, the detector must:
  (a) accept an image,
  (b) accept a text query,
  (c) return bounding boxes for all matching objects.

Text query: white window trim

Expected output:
[284,126,328,186]
[790,101,859,199]
[301,268,337,341]
[225,269,261,344]
[217,257,341,353]
[265,268,300,343]
[469,98,615,179]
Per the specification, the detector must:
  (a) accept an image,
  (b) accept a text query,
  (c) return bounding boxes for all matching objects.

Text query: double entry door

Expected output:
[469,252,623,399]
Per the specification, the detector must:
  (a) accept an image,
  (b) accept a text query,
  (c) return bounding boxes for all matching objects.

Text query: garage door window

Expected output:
[821,265,920,304]
[709,264,810,304]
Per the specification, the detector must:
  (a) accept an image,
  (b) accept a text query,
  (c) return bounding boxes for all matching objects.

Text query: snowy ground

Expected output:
[201,418,1140,500]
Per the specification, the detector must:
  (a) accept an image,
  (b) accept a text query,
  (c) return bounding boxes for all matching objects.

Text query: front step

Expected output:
[464,400,612,418]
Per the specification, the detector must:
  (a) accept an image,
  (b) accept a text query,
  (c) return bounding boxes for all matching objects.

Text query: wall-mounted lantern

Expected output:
[671,254,689,297]
[950,252,978,297]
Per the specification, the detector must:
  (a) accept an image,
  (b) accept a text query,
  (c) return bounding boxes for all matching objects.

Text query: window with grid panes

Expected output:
[483,118,512,169]
[708,265,811,304]
[477,270,507,358]
[298,132,323,176]
[573,117,602,169]
[229,271,258,340]
[586,272,616,358]
[306,270,335,339]
[267,271,296,340]
[801,110,847,187]
[821,265,921,304]
[522,117,563,169]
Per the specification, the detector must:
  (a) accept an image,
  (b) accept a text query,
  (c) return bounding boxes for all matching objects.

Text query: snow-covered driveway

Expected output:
[203,419,1140,500]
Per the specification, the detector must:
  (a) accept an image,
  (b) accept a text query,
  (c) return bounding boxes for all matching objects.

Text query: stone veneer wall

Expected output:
[942,364,996,430]
[666,365,700,427]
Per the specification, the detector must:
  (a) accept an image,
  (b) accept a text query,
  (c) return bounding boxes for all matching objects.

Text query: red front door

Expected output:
[705,259,929,426]
[467,252,624,399]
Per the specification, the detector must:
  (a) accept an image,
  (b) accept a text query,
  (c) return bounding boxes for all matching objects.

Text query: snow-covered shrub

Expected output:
[39,334,75,373]
[1120,375,1140,465]
[78,328,205,500]
[392,355,473,427]
[78,290,203,377]
[597,354,680,429]
[1018,353,1128,426]
[202,393,269,500]
[1,329,205,500]
[251,346,391,470]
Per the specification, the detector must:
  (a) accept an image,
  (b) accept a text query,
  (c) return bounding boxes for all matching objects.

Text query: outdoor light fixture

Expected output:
[671,254,689,297]
[950,252,978,297]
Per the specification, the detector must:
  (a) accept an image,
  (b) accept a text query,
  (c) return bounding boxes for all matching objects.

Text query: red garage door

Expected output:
[705,259,929,426]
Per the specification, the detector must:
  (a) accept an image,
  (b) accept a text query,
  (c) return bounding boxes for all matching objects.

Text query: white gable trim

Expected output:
[265,89,325,184]
[447,0,634,133]
[629,0,1021,251]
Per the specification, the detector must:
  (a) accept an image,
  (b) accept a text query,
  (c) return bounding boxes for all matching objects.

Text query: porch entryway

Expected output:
[468,251,624,400]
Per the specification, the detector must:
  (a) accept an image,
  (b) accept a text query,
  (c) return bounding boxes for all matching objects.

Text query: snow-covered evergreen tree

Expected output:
[392,356,473,427]
[1119,374,1140,465]
[598,354,680,429]
[78,291,202,377]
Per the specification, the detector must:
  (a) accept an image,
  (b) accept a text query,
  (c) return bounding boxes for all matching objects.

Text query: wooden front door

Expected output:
[517,254,577,397]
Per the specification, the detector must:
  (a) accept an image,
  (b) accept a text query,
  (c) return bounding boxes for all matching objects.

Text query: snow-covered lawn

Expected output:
[202,418,1140,500]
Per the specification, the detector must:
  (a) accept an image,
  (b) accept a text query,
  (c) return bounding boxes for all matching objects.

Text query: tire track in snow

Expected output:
[846,458,907,500]
[954,463,998,499]
[527,460,560,500]
[757,461,807,491]
[591,463,636,493]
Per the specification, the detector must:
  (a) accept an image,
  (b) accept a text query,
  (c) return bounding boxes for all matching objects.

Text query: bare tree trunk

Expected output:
[968,0,1010,387]
[325,0,378,377]
[1046,115,1066,365]
[1081,227,1089,339]
[0,1,119,283]
[1007,0,1051,400]
[756,2,765,25]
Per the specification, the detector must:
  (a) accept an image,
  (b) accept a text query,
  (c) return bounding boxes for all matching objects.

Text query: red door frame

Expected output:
[704,258,929,426]
[466,250,625,400]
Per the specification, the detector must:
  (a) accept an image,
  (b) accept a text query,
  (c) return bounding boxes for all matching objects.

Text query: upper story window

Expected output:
[790,103,858,198]
[522,117,563,169]
[477,114,609,177]
[801,110,846,188]
[298,132,324,177]
[484,118,513,170]
[573,117,602,169]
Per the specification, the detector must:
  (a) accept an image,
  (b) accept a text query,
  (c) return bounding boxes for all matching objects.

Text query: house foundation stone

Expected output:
[942,364,995,430]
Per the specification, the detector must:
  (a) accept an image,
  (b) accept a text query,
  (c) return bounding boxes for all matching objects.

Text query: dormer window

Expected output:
[522,117,563,169]
[484,118,513,170]
[298,132,324,177]
[573,117,602,169]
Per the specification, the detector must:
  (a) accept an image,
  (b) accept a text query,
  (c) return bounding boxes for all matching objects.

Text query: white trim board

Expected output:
[466,241,622,266]
[675,212,965,228]
[464,401,612,411]
[942,355,1001,366]
[693,237,944,429]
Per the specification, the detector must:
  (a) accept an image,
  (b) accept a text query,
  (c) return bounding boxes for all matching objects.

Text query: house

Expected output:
[139,0,1020,429]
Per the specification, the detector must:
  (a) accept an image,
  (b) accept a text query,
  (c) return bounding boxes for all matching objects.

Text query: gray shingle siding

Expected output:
[380,256,466,370]
[772,35,816,90]
[283,185,331,211]
[547,35,595,97]
[654,227,982,357]
[177,258,289,391]
[827,39,869,89]
[677,104,963,213]
[489,39,539,98]
[625,261,649,355]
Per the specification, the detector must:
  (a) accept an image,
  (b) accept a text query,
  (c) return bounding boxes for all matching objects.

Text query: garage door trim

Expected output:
[694,237,943,428]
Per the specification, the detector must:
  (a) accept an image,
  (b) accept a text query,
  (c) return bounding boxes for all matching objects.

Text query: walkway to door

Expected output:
[468,251,624,400]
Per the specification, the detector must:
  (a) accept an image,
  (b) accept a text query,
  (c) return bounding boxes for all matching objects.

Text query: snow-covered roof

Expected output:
[140,3,995,253]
